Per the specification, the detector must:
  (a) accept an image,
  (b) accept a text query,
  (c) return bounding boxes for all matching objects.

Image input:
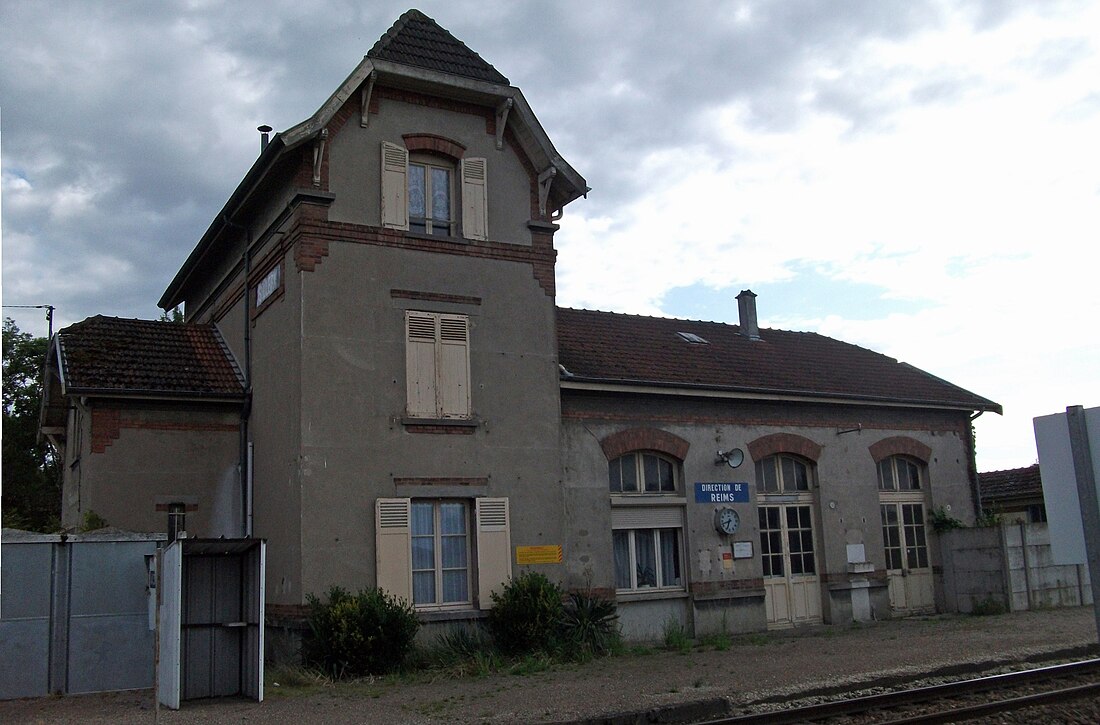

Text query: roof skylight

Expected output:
[676,331,709,344]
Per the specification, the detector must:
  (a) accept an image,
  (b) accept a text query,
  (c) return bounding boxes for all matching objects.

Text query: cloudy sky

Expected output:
[2,0,1098,472]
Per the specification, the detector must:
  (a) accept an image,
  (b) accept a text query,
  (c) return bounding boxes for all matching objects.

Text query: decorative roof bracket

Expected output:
[495,98,513,150]
[538,166,557,217]
[360,71,377,127]
[312,129,329,187]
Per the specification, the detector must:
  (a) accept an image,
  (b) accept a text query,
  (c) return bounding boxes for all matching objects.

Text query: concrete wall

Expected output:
[940,522,1092,613]
[60,402,241,537]
[560,392,976,635]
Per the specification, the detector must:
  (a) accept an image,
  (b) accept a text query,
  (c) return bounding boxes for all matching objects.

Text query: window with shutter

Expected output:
[475,497,511,609]
[379,141,488,239]
[381,142,409,230]
[461,157,488,241]
[375,498,412,602]
[405,311,471,419]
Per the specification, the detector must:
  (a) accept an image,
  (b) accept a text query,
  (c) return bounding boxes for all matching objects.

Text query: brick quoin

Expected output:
[90,408,122,453]
[599,427,691,461]
[747,432,823,463]
[868,435,933,464]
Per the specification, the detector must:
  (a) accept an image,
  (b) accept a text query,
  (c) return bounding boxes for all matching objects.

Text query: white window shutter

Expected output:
[375,498,412,603]
[475,497,511,609]
[438,314,471,418]
[461,157,488,241]
[381,142,409,230]
[406,312,438,417]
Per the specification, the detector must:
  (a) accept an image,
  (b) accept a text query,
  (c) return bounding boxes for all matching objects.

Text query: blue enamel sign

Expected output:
[694,482,750,503]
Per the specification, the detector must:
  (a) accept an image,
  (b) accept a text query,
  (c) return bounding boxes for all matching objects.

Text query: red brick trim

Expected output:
[390,289,482,306]
[393,477,489,487]
[90,408,238,454]
[402,133,466,160]
[747,432,823,463]
[599,427,690,462]
[404,424,477,435]
[868,436,933,464]
[689,578,765,595]
[266,603,310,626]
[291,201,332,273]
[90,408,121,453]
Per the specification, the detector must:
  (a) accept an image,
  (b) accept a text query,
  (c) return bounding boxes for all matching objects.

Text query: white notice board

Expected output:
[1034,407,1100,565]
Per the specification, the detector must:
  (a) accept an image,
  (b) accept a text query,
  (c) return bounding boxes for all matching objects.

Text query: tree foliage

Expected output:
[2,318,61,531]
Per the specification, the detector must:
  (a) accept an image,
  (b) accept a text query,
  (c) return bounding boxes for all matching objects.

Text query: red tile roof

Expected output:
[57,316,244,397]
[556,307,1001,412]
[979,464,1042,501]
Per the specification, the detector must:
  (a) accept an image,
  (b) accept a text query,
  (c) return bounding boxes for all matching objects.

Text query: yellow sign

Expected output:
[515,545,562,565]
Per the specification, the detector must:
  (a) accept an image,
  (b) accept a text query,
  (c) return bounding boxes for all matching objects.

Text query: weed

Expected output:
[970,596,1007,616]
[662,618,692,653]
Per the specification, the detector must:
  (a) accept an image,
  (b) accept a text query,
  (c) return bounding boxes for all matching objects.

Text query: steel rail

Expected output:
[702,658,1100,725]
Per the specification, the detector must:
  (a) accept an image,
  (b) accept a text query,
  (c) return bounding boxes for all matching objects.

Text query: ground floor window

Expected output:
[613,527,682,591]
[411,500,471,608]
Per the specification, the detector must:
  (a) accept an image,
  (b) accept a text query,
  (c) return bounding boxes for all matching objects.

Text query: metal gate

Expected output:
[0,530,164,700]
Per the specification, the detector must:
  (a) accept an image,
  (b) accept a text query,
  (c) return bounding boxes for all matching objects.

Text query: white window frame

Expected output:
[608,451,678,494]
[405,311,471,419]
[878,455,922,491]
[756,454,813,494]
[411,500,473,610]
[612,525,685,593]
[408,156,455,237]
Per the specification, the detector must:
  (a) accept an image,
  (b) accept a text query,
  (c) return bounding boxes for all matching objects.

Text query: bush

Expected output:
[970,596,1007,616]
[560,590,619,657]
[487,571,564,655]
[302,586,419,678]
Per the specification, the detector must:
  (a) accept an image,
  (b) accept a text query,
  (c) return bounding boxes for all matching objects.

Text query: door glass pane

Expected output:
[659,529,681,586]
[634,530,657,588]
[783,457,809,491]
[613,531,631,589]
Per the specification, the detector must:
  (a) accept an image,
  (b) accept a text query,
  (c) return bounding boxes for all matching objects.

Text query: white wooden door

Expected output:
[759,504,822,628]
[881,501,934,613]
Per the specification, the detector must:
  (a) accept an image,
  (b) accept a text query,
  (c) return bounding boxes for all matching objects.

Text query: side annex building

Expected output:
[40,10,1001,642]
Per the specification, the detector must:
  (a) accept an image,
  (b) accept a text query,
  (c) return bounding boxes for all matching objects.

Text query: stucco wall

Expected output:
[560,391,976,633]
[63,403,241,537]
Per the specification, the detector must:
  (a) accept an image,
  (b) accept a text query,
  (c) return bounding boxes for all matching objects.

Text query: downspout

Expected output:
[223,214,254,537]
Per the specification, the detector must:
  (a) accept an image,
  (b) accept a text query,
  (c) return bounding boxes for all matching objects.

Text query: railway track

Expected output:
[701,658,1100,724]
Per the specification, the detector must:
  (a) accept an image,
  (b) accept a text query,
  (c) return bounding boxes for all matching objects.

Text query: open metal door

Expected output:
[241,541,265,702]
[157,540,183,710]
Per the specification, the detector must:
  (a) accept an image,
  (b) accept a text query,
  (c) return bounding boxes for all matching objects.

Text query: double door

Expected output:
[759,504,822,628]
[880,500,934,613]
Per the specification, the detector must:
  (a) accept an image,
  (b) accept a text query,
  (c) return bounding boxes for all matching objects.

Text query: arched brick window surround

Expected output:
[747,432,822,463]
[868,436,932,464]
[600,428,690,462]
[402,133,466,160]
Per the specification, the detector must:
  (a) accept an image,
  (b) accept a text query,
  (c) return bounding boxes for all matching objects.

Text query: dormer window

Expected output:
[408,156,454,236]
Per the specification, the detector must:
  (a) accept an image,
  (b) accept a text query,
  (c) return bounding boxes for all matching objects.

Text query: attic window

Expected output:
[676,332,709,345]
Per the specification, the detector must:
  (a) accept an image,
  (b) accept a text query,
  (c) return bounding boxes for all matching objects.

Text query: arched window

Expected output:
[608,452,677,494]
[755,454,812,493]
[878,456,922,491]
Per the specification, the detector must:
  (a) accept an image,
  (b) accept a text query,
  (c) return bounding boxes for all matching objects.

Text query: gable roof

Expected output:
[54,316,245,398]
[556,308,1001,413]
[368,9,509,85]
[979,464,1042,502]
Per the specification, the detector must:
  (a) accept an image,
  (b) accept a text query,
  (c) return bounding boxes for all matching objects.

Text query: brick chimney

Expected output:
[736,289,761,340]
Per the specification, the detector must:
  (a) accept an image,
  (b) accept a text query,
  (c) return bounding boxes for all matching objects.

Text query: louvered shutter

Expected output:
[460,157,488,241]
[375,498,412,602]
[475,497,511,609]
[438,314,471,418]
[406,312,438,417]
[381,142,409,230]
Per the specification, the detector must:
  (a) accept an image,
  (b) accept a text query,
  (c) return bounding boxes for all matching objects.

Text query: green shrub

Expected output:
[560,590,619,657]
[302,586,419,678]
[487,571,564,655]
[930,507,965,533]
[81,510,109,532]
